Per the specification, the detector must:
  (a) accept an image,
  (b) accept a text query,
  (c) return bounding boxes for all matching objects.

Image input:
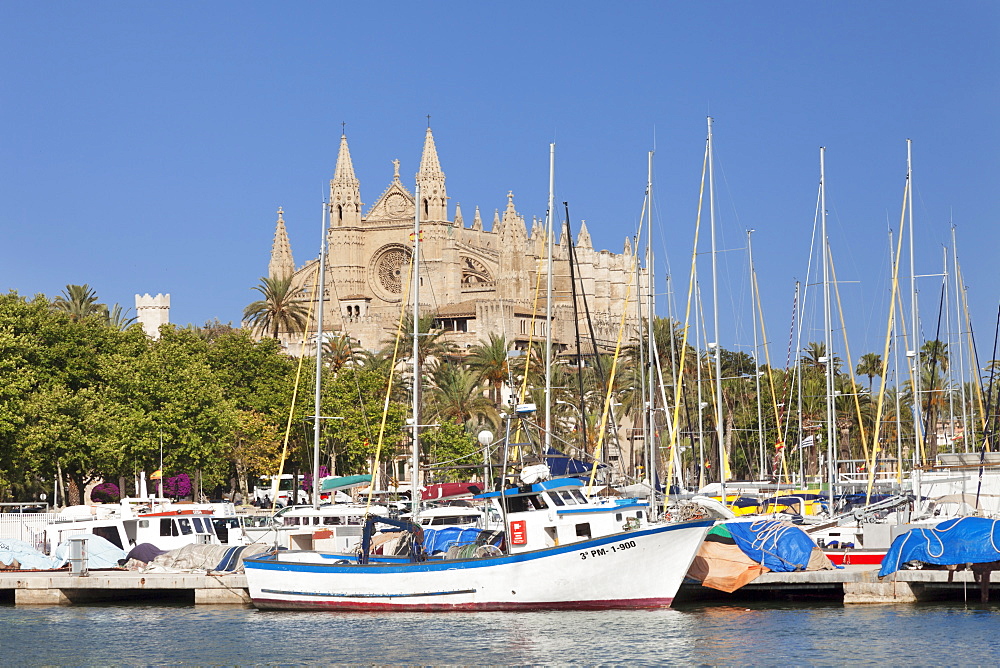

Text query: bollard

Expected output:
[67,535,90,576]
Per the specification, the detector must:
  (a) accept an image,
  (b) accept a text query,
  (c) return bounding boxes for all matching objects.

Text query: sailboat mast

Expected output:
[545,144,555,452]
[748,229,766,479]
[706,117,727,497]
[411,183,421,518]
[907,139,922,468]
[820,147,837,505]
[312,198,328,509]
[645,150,656,499]
[952,225,971,452]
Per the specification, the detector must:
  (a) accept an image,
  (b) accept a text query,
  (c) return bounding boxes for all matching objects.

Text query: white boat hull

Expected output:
[244,520,711,611]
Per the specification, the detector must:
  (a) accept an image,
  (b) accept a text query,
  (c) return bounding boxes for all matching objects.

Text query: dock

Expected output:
[677,564,1000,604]
[3,565,999,606]
[0,570,250,606]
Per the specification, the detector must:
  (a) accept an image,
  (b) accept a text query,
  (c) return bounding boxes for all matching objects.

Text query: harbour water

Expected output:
[2,601,999,665]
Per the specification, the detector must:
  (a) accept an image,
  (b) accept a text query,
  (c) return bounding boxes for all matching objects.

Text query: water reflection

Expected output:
[2,602,999,665]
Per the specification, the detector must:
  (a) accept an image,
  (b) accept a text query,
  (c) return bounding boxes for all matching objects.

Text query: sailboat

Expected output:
[243,157,712,612]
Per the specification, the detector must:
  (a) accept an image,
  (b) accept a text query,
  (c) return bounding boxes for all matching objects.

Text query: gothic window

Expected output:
[461,256,494,286]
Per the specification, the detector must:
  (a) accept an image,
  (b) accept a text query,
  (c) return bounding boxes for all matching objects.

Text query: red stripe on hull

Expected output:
[252,597,674,612]
[824,550,885,565]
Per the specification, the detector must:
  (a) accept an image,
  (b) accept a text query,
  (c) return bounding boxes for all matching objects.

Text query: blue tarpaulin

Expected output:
[879,517,1000,577]
[726,519,830,572]
[545,447,604,476]
[423,527,484,555]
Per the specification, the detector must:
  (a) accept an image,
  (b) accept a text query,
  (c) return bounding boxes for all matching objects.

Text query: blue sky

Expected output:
[2,2,997,367]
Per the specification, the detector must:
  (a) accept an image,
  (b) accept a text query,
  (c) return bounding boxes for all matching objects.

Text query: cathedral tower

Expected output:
[330,133,362,227]
[416,127,447,222]
[268,208,295,280]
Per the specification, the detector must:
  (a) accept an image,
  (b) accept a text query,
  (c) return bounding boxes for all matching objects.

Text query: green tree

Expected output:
[243,276,310,340]
[856,352,883,392]
[51,284,105,321]
[422,420,481,482]
[468,333,511,407]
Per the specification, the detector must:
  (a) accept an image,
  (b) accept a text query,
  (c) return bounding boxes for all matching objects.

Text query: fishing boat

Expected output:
[245,178,711,611]
[243,474,712,611]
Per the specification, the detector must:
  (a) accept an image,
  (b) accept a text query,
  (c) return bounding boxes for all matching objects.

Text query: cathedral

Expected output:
[264,127,646,355]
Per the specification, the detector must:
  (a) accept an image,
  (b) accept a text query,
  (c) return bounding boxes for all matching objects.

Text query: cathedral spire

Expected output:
[330,133,362,227]
[269,207,295,280]
[416,126,447,222]
[472,206,483,231]
[576,219,592,249]
[454,202,464,228]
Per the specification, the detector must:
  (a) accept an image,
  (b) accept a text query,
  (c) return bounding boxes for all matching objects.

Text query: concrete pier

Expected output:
[676,564,1000,604]
[0,570,250,606]
[3,565,999,607]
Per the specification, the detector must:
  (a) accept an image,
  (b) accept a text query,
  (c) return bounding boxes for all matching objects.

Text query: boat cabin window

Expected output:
[161,518,179,536]
[575,523,592,539]
[92,525,123,549]
[570,490,587,504]
[178,518,193,535]
[547,492,565,507]
[138,520,150,528]
[348,516,362,525]
[428,515,477,526]
[557,491,578,505]
[616,513,623,521]
[192,518,205,533]
[502,494,546,513]
[323,516,342,526]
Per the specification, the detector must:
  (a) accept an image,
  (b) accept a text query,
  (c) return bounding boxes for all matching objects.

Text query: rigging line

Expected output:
[564,204,590,460]
[750,246,791,483]
[867,199,909,503]
[587,214,641,492]
[974,304,1000,509]
[364,254,414,512]
[567,208,627,468]
[664,139,709,511]
[958,262,989,442]
[511,246,548,450]
[828,243,871,463]
[272,263,321,513]
[919,280,948,466]
[323,242,375,445]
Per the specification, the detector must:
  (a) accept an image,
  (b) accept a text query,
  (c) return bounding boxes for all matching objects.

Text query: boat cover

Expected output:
[126,543,168,563]
[421,482,482,500]
[545,447,604,476]
[422,527,484,555]
[52,535,127,569]
[878,517,1000,577]
[0,538,62,570]
[320,474,372,492]
[726,519,839,572]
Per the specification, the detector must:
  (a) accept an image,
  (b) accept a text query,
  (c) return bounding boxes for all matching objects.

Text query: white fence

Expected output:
[0,513,57,552]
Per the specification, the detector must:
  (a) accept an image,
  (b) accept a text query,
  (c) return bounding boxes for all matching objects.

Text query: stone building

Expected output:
[263,128,646,355]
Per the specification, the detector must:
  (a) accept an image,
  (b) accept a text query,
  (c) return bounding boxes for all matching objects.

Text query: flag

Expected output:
[150,469,163,480]
[799,435,815,450]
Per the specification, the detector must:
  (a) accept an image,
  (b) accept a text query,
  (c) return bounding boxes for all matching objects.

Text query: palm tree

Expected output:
[52,284,105,321]
[105,303,138,331]
[243,276,309,340]
[856,352,883,392]
[425,361,499,429]
[468,333,511,407]
[801,342,842,374]
[323,333,358,375]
